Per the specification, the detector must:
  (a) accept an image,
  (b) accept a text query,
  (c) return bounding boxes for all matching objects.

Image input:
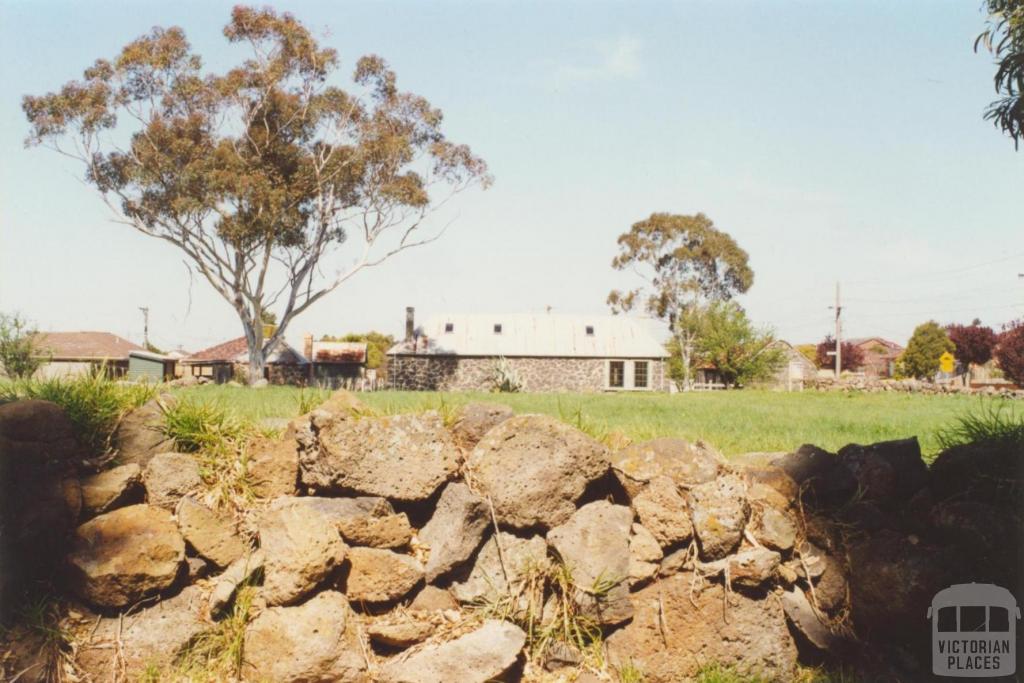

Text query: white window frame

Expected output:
[606,359,655,391]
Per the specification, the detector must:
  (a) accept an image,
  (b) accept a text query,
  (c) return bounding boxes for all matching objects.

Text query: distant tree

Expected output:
[0,313,47,379]
[975,0,1024,147]
[260,310,278,326]
[995,319,1024,385]
[23,7,489,383]
[815,336,865,373]
[690,301,785,388]
[795,344,818,366]
[321,331,395,377]
[901,321,956,380]
[607,213,753,391]
[946,319,998,372]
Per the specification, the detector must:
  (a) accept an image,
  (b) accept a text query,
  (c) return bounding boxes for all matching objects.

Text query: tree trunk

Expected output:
[676,330,693,392]
[241,317,267,385]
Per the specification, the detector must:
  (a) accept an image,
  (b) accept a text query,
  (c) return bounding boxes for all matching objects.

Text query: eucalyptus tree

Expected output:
[23,6,490,382]
[976,0,1023,147]
[607,213,753,390]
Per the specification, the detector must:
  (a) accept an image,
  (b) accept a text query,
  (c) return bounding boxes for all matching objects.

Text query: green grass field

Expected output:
[171,385,1019,458]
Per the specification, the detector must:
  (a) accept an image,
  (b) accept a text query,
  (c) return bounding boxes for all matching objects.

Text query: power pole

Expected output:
[139,306,150,349]
[829,282,842,380]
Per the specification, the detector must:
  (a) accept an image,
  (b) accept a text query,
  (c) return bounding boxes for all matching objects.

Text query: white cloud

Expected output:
[552,36,643,85]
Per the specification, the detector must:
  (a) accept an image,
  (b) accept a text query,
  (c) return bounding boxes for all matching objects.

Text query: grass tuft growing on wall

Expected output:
[0,371,155,455]
[161,397,257,509]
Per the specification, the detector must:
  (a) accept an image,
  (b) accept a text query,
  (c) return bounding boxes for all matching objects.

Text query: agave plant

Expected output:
[490,356,523,393]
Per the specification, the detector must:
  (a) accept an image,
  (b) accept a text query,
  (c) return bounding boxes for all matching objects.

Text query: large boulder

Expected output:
[0,399,78,462]
[143,452,203,510]
[740,464,799,511]
[611,438,723,497]
[80,463,143,516]
[928,500,1009,556]
[781,587,838,651]
[632,476,693,548]
[546,501,633,625]
[929,441,1022,506]
[243,591,367,682]
[300,412,459,501]
[367,616,435,649]
[75,585,208,680]
[688,473,750,560]
[113,395,175,467]
[259,498,348,606]
[467,415,609,530]
[67,504,185,608]
[344,547,424,604]
[749,505,797,552]
[450,403,514,447]
[848,529,960,639]
[246,436,299,498]
[772,445,856,507]
[175,496,245,568]
[274,495,413,549]
[0,400,80,618]
[451,532,549,604]
[628,523,663,587]
[419,482,489,582]
[838,437,928,501]
[606,572,798,682]
[700,547,781,588]
[380,619,526,683]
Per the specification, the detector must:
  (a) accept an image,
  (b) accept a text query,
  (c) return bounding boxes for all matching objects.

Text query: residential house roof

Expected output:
[309,340,367,364]
[388,314,669,359]
[182,337,308,365]
[35,331,143,360]
[847,337,904,353]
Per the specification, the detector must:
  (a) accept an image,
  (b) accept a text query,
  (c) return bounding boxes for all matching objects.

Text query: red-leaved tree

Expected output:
[995,320,1024,386]
[946,320,998,370]
[815,336,865,373]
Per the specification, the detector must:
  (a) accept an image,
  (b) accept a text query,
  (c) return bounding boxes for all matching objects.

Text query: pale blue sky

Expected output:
[1,0,1021,353]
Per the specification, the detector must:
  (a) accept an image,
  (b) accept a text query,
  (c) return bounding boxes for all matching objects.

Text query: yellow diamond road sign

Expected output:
[939,351,955,374]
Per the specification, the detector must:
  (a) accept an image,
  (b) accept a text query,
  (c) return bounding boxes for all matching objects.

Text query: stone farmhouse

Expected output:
[387,309,670,392]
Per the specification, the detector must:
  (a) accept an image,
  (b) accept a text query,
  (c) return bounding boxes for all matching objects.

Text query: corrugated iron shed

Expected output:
[388,314,669,359]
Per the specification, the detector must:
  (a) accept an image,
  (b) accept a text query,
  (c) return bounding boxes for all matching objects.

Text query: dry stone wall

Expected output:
[1,392,1020,683]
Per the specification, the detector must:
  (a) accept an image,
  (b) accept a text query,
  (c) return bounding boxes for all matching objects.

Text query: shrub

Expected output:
[995,319,1024,386]
[0,313,47,379]
[0,371,155,455]
[815,336,865,373]
[936,400,1024,451]
[946,320,997,368]
[900,321,955,380]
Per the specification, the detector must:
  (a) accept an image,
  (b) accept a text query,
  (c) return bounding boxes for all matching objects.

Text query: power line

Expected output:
[843,251,1024,287]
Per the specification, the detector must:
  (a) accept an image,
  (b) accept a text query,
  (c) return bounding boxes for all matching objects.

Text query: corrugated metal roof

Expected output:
[311,341,367,363]
[388,314,669,358]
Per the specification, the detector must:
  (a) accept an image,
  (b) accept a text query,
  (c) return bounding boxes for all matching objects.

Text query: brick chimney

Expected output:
[405,307,415,342]
[303,333,313,362]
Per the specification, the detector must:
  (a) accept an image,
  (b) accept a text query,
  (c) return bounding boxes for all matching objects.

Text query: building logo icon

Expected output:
[929,583,1020,677]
